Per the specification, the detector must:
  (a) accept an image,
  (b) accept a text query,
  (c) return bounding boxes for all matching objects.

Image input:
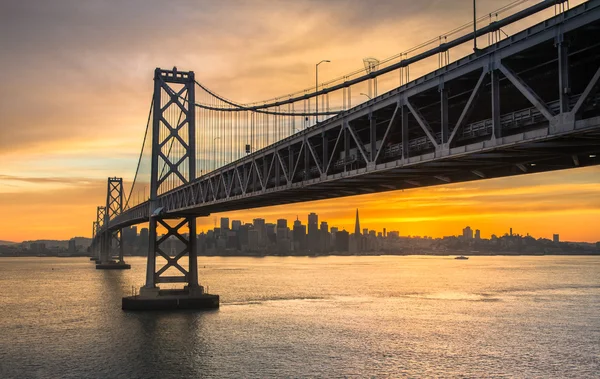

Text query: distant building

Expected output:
[220,217,230,235]
[139,227,149,252]
[330,227,338,248]
[248,230,259,249]
[336,230,349,252]
[265,223,276,244]
[293,217,306,251]
[475,229,481,240]
[238,224,250,246]
[320,221,329,252]
[307,213,319,252]
[68,239,77,253]
[354,209,360,236]
[253,218,266,246]
[553,234,560,243]
[231,220,242,231]
[463,226,473,239]
[277,219,288,241]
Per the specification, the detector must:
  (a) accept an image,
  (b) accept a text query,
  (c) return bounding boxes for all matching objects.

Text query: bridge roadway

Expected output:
[110,0,600,231]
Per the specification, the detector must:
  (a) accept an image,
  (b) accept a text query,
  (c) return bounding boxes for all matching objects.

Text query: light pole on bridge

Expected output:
[359,93,371,101]
[315,59,330,124]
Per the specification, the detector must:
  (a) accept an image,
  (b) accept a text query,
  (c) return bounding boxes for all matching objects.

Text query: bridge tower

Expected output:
[90,206,106,262]
[96,178,131,269]
[135,67,208,304]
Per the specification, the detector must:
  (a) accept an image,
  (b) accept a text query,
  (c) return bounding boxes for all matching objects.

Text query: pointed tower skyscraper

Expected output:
[354,209,360,236]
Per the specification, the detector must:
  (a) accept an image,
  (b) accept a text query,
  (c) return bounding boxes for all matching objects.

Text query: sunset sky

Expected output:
[1,0,598,243]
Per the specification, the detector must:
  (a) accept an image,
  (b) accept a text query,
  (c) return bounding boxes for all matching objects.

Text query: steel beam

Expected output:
[499,63,554,122]
[571,66,600,116]
[374,103,400,163]
[401,105,409,159]
[491,68,502,139]
[557,38,571,114]
[449,70,487,144]
[406,99,439,149]
[440,83,449,145]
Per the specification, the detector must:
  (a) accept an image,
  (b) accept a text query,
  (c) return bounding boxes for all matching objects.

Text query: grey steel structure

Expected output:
[93,0,600,293]
[93,206,105,260]
[100,177,125,264]
[142,68,200,291]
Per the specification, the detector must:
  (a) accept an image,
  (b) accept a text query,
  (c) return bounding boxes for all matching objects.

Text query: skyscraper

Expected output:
[307,213,319,252]
[277,219,288,240]
[354,209,363,252]
[319,221,329,253]
[253,218,266,246]
[220,217,230,234]
[463,226,473,239]
[293,217,306,251]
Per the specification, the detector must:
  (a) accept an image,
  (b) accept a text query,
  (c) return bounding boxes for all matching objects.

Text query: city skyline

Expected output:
[1,0,599,243]
[1,206,589,246]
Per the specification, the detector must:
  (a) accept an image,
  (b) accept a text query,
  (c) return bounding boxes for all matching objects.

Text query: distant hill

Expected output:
[0,240,18,246]
[21,237,92,248]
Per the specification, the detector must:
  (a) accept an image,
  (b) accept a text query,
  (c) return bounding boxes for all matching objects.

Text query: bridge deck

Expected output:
[110,0,600,230]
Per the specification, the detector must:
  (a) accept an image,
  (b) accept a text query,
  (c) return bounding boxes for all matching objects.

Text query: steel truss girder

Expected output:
[144,118,600,219]
[105,3,600,230]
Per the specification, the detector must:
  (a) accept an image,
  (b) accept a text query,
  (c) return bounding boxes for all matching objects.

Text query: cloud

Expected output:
[0,174,98,184]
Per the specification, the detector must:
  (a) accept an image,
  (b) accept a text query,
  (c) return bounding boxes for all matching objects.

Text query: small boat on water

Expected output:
[455,255,469,260]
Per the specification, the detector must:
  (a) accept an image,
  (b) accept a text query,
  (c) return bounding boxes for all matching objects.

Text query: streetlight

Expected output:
[359,93,371,100]
[213,137,221,170]
[316,59,331,123]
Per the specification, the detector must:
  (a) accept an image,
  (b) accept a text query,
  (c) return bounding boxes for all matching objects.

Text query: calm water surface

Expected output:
[0,256,598,378]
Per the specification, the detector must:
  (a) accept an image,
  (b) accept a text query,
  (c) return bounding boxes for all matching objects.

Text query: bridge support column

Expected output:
[401,104,409,160]
[491,68,502,139]
[90,221,101,262]
[439,83,449,145]
[557,37,570,114]
[369,114,377,164]
[96,177,130,270]
[126,67,218,310]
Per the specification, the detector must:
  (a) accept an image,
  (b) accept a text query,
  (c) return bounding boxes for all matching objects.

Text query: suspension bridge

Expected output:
[89,0,600,310]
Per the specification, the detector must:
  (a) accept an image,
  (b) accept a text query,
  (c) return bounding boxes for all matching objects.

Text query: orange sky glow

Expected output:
[0,0,598,243]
